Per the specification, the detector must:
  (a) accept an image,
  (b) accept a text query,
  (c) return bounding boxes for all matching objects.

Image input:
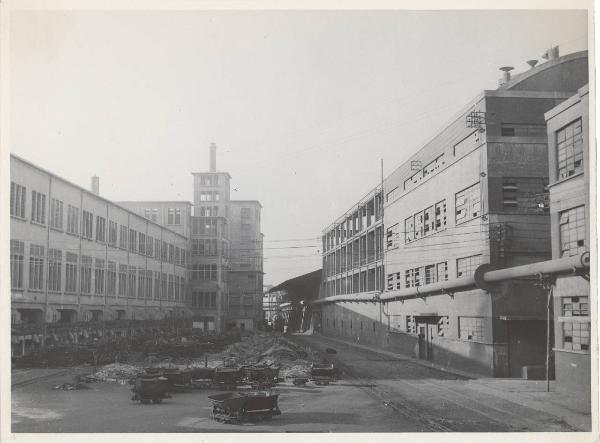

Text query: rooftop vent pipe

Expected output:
[542,46,559,61]
[498,66,514,86]
[526,59,538,69]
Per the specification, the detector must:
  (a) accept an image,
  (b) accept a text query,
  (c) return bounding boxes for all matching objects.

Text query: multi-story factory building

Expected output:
[545,84,591,401]
[317,49,588,377]
[10,155,189,330]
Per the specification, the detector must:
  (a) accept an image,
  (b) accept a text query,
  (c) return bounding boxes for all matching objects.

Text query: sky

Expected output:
[8,8,588,285]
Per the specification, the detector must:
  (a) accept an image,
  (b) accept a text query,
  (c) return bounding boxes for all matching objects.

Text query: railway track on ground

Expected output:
[11,369,72,389]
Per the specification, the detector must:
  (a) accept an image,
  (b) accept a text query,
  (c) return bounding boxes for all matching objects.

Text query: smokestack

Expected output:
[498,66,514,86]
[526,59,538,69]
[91,176,100,195]
[209,142,217,172]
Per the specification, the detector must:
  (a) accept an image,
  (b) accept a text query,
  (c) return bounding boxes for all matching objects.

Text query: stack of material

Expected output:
[92,363,144,383]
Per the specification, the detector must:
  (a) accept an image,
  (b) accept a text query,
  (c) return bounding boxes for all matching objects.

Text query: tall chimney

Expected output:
[91,175,100,195]
[209,142,217,172]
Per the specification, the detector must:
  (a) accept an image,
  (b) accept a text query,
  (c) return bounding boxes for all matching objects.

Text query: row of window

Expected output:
[191,291,217,308]
[10,240,186,301]
[190,264,218,281]
[561,296,590,352]
[143,207,182,225]
[10,185,187,266]
[387,261,448,290]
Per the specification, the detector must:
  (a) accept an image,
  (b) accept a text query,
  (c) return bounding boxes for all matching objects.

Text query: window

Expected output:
[168,244,174,264]
[96,216,106,242]
[161,241,168,261]
[406,200,447,243]
[434,200,447,230]
[424,265,436,285]
[67,205,79,235]
[118,265,127,297]
[175,246,181,266]
[138,269,145,298]
[28,244,45,290]
[437,316,450,337]
[154,271,161,300]
[82,211,93,239]
[146,236,153,257]
[168,208,182,225]
[146,271,153,300]
[562,322,590,351]
[406,315,416,334]
[168,275,174,300]
[556,119,584,179]
[107,261,116,296]
[48,249,62,292]
[386,223,399,249]
[161,273,167,300]
[154,239,161,260]
[386,272,401,290]
[459,316,485,341]
[129,229,137,253]
[80,255,92,294]
[436,262,448,282]
[423,206,435,235]
[191,217,218,236]
[138,233,146,255]
[457,255,482,278]
[50,198,64,230]
[559,206,586,257]
[455,182,481,224]
[404,217,414,243]
[10,182,26,218]
[562,296,589,317]
[405,268,422,288]
[119,225,128,249]
[31,190,46,224]
[65,253,78,293]
[191,264,217,281]
[10,240,25,289]
[94,258,105,295]
[144,208,158,222]
[128,266,136,298]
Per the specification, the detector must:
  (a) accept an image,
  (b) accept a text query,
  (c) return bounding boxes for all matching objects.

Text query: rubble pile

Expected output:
[91,363,144,383]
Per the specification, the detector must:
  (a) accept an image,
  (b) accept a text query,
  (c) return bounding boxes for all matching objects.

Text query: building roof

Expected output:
[116,200,193,206]
[268,269,322,303]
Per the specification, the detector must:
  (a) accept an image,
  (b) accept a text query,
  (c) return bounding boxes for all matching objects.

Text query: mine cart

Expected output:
[214,367,242,390]
[190,367,215,389]
[292,376,309,387]
[131,375,171,404]
[208,391,281,423]
[310,363,337,385]
[161,368,193,392]
[242,365,281,389]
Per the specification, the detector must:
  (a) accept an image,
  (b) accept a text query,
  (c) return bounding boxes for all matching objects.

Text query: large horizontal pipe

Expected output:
[312,252,589,306]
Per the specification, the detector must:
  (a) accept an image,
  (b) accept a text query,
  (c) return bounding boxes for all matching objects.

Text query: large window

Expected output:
[561,296,590,352]
[459,316,485,341]
[128,266,136,298]
[96,216,106,242]
[31,190,46,225]
[168,208,182,225]
[405,200,446,243]
[10,182,26,218]
[457,255,483,278]
[29,244,45,290]
[129,229,137,253]
[50,198,64,230]
[108,220,118,246]
[559,206,586,257]
[48,249,62,292]
[67,205,79,235]
[107,261,116,296]
[80,255,92,294]
[65,253,78,293]
[138,233,146,255]
[191,264,218,281]
[119,225,128,249]
[10,240,25,289]
[82,211,94,239]
[118,265,128,296]
[455,182,481,224]
[557,118,584,179]
[144,208,158,222]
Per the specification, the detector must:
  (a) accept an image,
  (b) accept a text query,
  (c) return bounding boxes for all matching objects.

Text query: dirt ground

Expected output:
[11,331,591,433]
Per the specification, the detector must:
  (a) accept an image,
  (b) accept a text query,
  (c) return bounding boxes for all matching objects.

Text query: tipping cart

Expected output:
[208,391,281,423]
[131,374,171,404]
[242,365,281,389]
[310,363,337,385]
[190,367,215,389]
[214,367,242,390]
[161,368,193,392]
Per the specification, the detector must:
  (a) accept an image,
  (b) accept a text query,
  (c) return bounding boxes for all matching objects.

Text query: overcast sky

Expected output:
[9,9,588,285]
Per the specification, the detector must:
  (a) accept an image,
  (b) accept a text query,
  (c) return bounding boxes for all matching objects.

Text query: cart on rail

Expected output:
[213,367,243,390]
[131,374,171,404]
[208,391,281,423]
[190,367,215,389]
[310,363,338,385]
[242,365,281,389]
[161,368,193,392]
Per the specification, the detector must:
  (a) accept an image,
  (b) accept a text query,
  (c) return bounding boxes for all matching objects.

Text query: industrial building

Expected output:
[10,155,190,336]
[545,84,590,401]
[315,49,589,378]
[10,143,264,353]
